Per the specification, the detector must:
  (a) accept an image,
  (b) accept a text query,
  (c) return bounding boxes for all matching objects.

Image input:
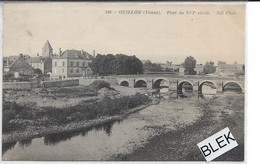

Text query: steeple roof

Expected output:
[42,40,53,51]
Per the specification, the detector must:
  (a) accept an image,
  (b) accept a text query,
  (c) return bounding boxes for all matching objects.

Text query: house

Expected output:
[4,54,34,76]
[29,56,52,74]
[27,40,53,74]
[51,49,94,79]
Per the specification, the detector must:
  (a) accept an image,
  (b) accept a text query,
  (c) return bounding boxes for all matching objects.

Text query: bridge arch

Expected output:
[177,80,193,94]
[118,79,130,87]
[223,81,243,92]
[134,78,148,88]
[152,78,170,89]
[198,80,217,92]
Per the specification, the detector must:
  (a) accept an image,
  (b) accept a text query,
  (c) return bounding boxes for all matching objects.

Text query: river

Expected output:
[2,86,242,160]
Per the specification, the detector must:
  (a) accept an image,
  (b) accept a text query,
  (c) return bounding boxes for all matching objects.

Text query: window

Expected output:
[76,69,79,73]
[77,62,79,66]
[55,62,57,66]
[82,62,85,66]
[71,62,73,66]
[71,69,73,73]
[62,61,65,66]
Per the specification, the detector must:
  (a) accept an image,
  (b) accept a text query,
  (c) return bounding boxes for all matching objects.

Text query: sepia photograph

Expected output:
[2,2,245,161]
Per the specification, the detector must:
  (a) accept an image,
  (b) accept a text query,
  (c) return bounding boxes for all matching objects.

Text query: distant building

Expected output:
[195,64,204,75]
[3,40,95,78]
[216,61,243,76]
[3,54,30,65]
[179,67,185,76]
[4,54,34,76]
[160,62,181,72]
[51,49,94,78]
[28,40,53,74]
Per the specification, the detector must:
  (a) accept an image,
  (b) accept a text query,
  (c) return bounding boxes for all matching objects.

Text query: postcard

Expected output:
[2,2,245,162]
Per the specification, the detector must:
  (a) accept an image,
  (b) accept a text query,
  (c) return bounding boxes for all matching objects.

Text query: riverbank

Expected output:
[2,80,157,144]
[2,98,159,144]
[113,94,244,161]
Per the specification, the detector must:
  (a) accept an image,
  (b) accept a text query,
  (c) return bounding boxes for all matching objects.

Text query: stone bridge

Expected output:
[115,76,245,93]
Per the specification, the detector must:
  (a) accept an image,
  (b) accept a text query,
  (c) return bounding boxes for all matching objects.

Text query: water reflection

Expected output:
[19,139,32,148]
[2,139,33,155]
[159,87,169,93]
[182,83,193,93]
[198,93,215,99]
[176,82,193,98]
[44,120,117,146]
[2,142,16,155]
[2,120,118,154]
[199,82,217,99]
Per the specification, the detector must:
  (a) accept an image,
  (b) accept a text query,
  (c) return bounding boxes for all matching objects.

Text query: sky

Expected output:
[3,3,245,65]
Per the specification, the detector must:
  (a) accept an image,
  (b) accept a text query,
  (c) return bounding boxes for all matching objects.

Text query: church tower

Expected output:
[42,40,53,57]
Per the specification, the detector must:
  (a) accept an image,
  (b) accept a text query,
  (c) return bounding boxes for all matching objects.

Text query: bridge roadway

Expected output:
[113,74,245,93]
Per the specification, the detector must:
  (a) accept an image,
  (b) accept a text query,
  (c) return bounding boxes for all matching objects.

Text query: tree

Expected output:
[143,60,163,72]
[90,54,143,75]
[203,61,216,74]
[183,56,196,75]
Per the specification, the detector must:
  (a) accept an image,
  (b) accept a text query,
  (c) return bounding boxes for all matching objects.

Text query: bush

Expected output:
[2,101,39,132]
[2,93,151,133]
[52,80,111,98]
[52,86,97,98]
[2,110,16,132]
[88,80,111,90]
[39,93,150,125]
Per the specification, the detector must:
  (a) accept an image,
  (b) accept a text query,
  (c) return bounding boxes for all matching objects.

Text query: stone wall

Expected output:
[41,79,79,88]
[3,82,38,90]
[79,78,117,86]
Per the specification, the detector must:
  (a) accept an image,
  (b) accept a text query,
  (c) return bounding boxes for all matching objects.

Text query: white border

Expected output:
[1,1,256,164]
[247,2,260,164]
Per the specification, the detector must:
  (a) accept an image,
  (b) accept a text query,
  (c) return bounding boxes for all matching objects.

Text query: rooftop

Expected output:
[54,49,93,59]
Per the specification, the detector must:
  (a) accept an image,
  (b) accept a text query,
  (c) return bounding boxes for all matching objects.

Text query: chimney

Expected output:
[20,53,23,57]
[81,49,84,55]
[59,48,62,55]
[37,53,39,57]
[93,50,96,57]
